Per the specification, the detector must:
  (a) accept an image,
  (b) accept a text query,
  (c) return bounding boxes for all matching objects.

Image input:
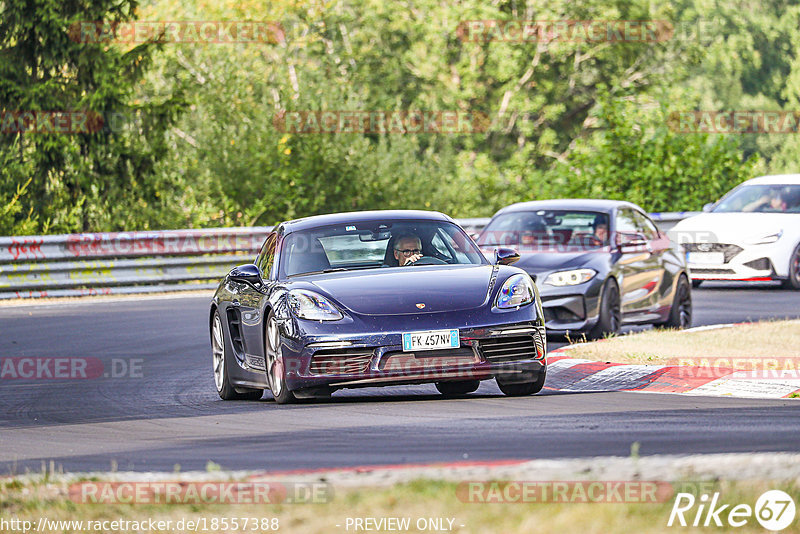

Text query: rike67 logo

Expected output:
[668,490,796,531]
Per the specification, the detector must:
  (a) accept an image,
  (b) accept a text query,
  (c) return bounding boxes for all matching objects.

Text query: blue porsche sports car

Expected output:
[210,210,547,403]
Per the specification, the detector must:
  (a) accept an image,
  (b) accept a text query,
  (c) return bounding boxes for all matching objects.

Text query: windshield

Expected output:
[279,220,486,277]
[712,184,800,213]
[478,210,610,250]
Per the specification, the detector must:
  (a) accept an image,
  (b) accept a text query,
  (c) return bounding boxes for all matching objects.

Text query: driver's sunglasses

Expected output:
[395,248,422,256]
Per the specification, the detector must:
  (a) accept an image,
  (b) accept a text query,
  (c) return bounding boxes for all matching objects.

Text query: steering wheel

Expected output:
[571,233,603,247]
[408,256,447,266]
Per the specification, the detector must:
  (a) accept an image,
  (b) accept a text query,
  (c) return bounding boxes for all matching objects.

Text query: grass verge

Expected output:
[563,319,800,366]
[2,476,799,533]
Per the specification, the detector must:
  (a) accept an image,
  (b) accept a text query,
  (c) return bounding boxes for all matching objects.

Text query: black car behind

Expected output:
[477,199,692,338]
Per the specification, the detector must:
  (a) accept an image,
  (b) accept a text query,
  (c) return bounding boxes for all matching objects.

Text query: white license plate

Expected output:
[688,252,724,265]
[402,329,460,352]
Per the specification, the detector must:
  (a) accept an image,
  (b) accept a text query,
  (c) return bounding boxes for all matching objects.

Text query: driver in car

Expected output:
[743,189,788,212]
[394,234,424,266]
[593,219,609,243]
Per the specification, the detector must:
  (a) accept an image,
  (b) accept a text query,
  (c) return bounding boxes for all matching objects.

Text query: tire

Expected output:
[657,274,692,329]
[435,380,480,396]
[265,311,296,404]
[782,243,800,290]
[588,279,621,340]
[211,310,263,401]
[691,279,703,289]
[496,369,546,397]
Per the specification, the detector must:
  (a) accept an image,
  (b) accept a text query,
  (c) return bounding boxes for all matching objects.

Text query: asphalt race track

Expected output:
[1,282,799,474]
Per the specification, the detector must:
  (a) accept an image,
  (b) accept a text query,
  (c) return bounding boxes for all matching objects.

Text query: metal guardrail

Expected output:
[0,213,695,299]
[0,228,272,299]
[648,211,702,232]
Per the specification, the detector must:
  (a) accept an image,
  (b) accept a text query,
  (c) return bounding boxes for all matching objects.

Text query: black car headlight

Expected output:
[288,289,343,321]
[495,274,535,309]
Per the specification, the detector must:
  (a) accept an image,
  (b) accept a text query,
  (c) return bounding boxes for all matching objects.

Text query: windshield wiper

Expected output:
[289,266,378,277]
[288,268,349,277]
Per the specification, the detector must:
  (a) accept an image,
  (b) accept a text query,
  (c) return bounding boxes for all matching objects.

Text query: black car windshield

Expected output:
[280,220,486,277]
[478,210,610,250]
[712,184,800,213]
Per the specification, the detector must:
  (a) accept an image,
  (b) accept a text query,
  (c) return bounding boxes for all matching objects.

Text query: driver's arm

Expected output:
[742,195,768,212]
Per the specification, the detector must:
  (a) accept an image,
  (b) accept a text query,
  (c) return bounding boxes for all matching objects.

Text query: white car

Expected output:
[669,174,800,289]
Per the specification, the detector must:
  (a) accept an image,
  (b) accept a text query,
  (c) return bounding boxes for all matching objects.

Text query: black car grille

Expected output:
[309,349,373,375]
[683,243,743,263]
[744,258,772,271]
[478,334,543,363]
[379,347,477,371]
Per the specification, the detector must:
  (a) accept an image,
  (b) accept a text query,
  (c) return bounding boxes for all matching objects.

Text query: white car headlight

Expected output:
[544,268,597,286]
[288,289,343,321]
[745,230,783,245]
[495,274,535,309]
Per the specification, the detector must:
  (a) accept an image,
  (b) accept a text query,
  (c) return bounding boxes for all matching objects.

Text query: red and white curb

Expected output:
[545,329,800,399]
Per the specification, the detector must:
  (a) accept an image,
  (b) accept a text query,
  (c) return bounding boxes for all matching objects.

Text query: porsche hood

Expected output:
[302,265,500,316]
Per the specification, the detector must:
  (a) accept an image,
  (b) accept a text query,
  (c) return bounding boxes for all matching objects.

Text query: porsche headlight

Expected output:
[544,268,597,286]
[496,274,535,309]
[288,289,343,321]
[745,230,783,245]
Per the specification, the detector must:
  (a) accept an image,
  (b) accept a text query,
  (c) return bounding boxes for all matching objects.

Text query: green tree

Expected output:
[0,0,185,233]
[553,95,758,212]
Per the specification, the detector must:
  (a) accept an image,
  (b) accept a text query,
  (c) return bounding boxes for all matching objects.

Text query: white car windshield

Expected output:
[713,184,800,213]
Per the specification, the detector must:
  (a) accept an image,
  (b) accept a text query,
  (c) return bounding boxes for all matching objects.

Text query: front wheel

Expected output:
[265,312,296,404]
[211,310,263,400]
[782,244,800,290]
[497,370,546,396]
[657,275,692,329]
[588,279,621,340]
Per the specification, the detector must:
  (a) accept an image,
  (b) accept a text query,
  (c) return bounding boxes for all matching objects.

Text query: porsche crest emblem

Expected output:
[415,303,426,309]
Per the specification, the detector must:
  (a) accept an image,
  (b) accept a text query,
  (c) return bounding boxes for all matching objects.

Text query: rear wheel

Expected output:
[496,369,546,397]
[588,279,621,339]
[657,275,692,329]
[435,380,480,397]
[211,310,262,400]
[782,244,800,289]
[691,279,703,289]
[265,312,296,404]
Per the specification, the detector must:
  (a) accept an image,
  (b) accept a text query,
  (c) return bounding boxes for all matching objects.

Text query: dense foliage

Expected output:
[1,0,792,234]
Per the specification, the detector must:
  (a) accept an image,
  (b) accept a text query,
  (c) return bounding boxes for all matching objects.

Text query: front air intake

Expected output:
[309,349,374,375]
[478,335,542,362]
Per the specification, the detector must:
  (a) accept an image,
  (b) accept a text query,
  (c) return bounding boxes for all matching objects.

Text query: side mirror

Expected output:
[229,264,263,286]
[495,248,520,266]
[702,203,714,212]
[616,233,648,252]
